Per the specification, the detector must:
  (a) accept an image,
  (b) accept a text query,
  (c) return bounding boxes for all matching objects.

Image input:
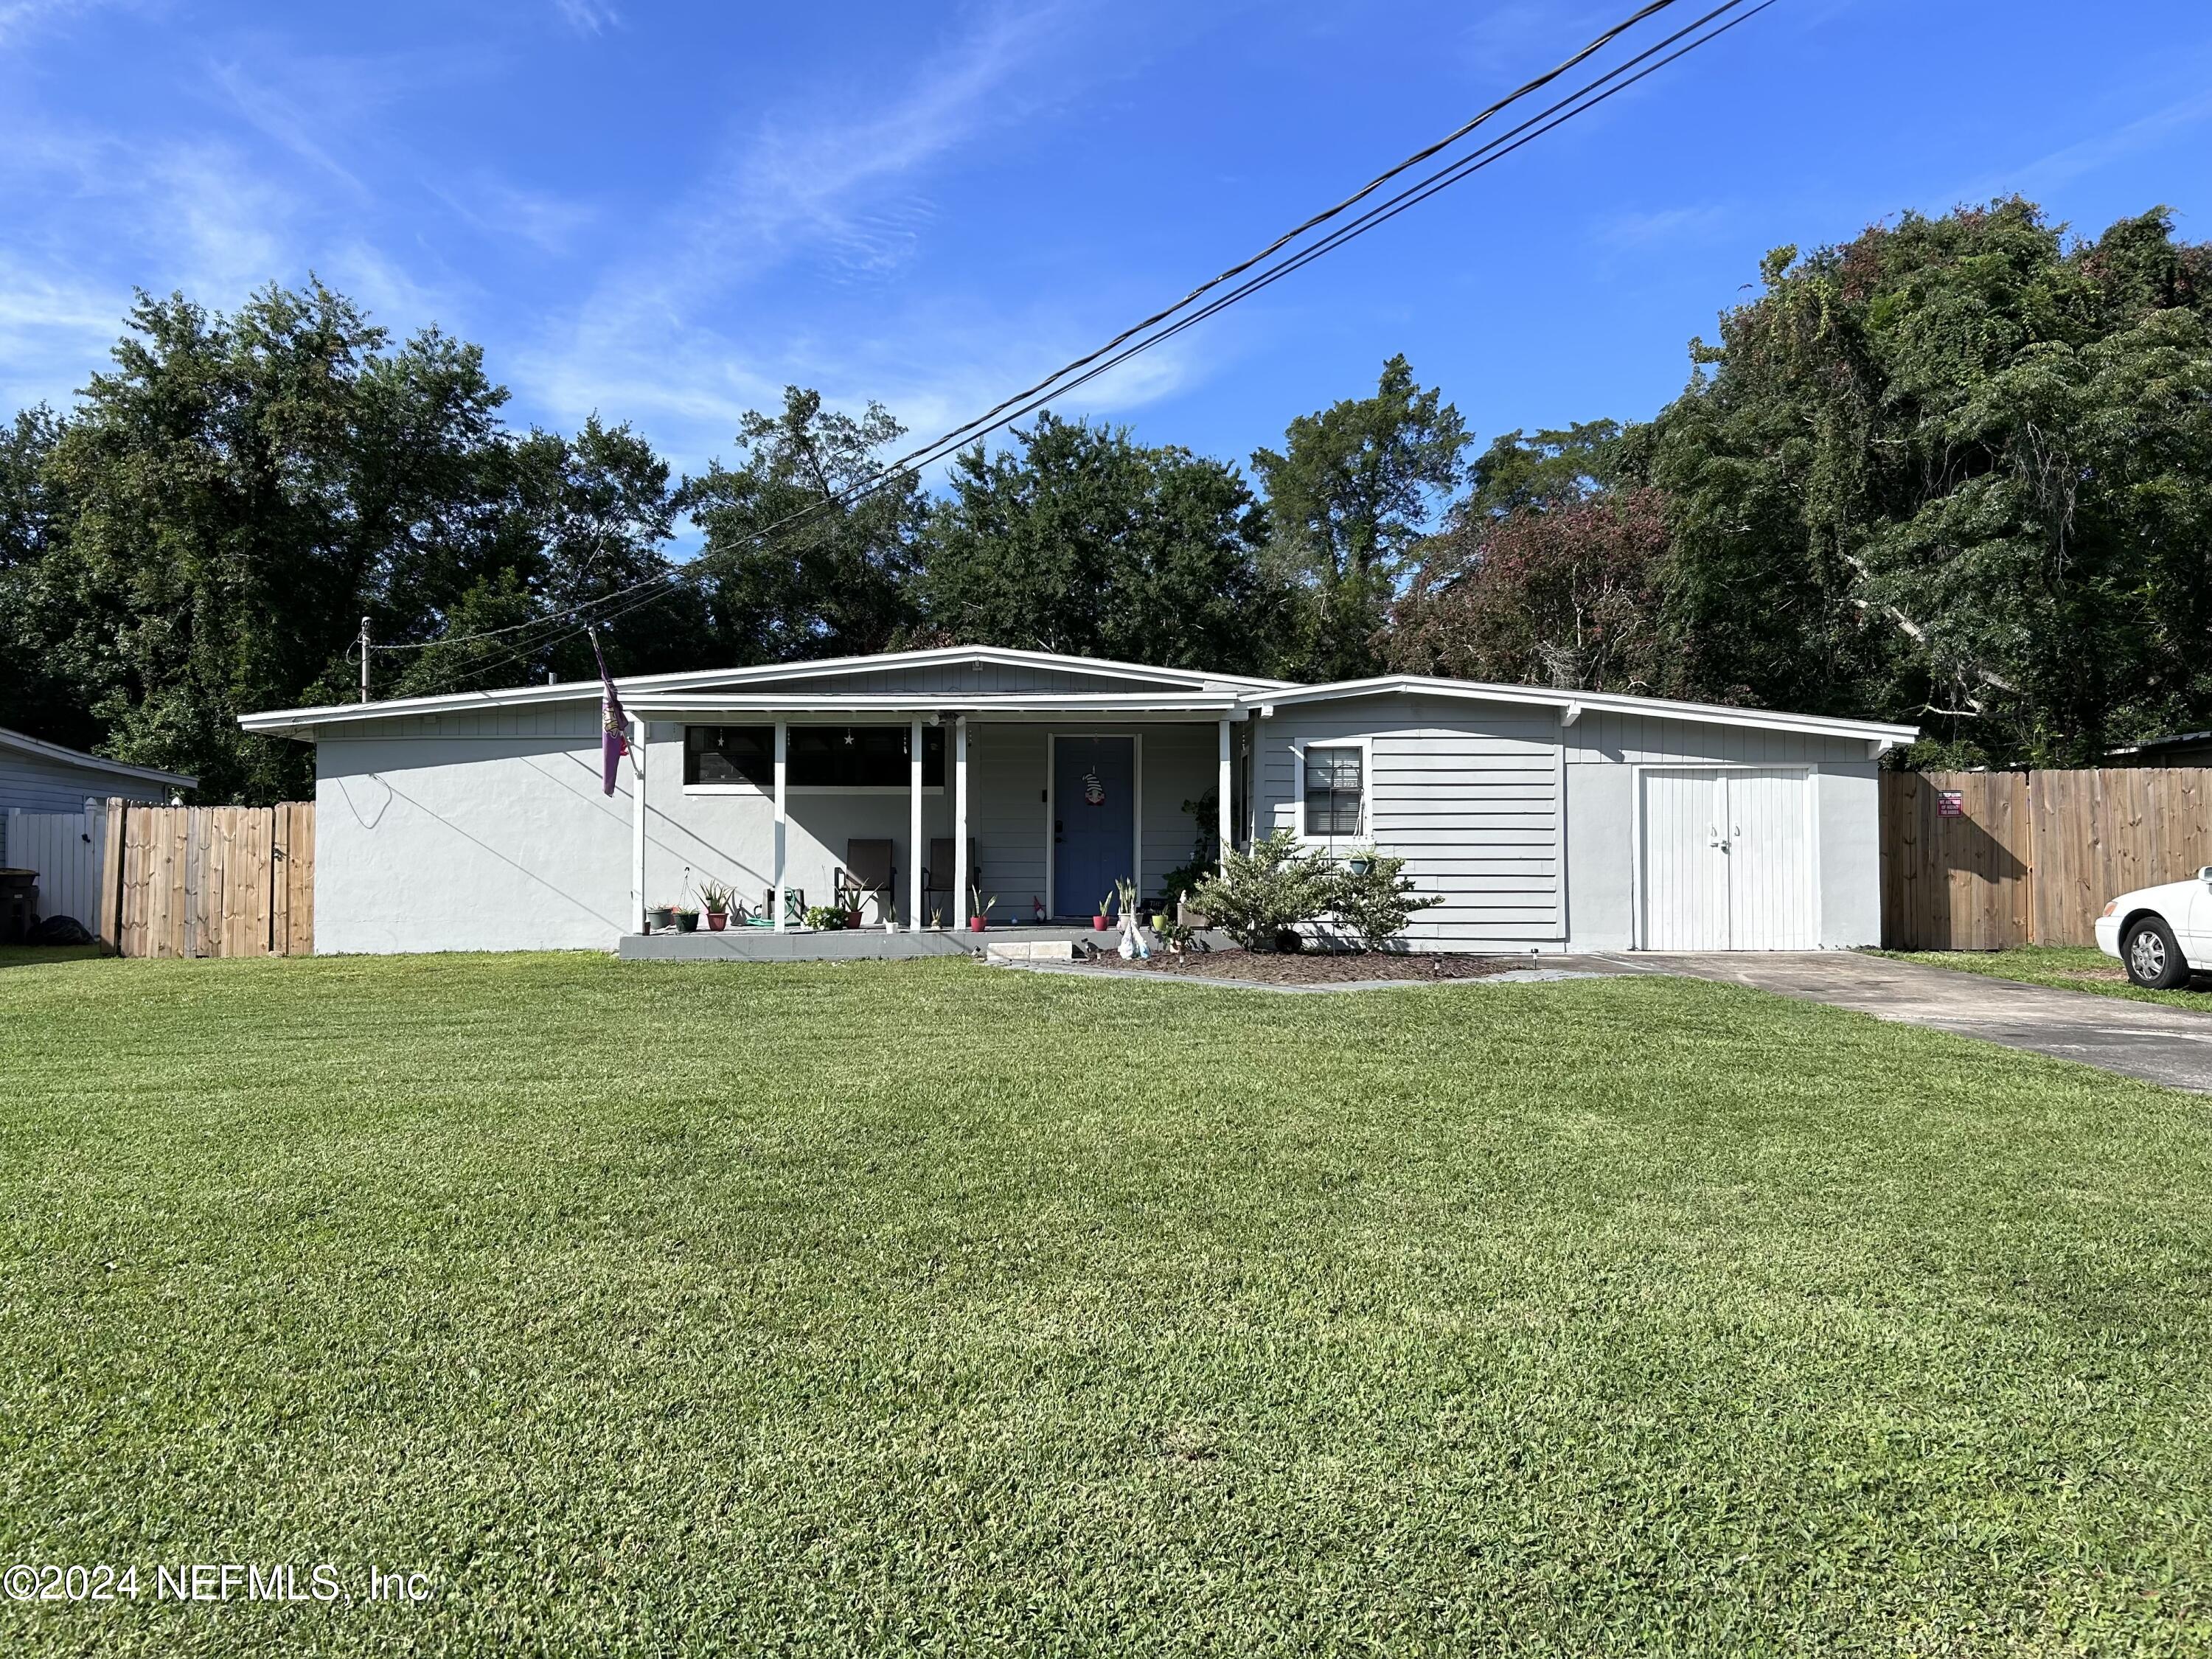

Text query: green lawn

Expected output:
[4,953,2211,1655]
[1880,944,2212,1009]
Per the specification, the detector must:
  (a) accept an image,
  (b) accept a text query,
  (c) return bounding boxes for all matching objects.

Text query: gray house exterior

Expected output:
[0,726,194,864]
[239,646,1916,957]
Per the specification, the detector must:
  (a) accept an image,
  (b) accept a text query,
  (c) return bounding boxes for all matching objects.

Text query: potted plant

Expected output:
[803,904,845,931]
[844,902,865,930]
[1093,888,1114,931]
[647,901,676,932]
[968,886,998,932]
[675,906,700,933]
[699,881,735,932]
[1344,846,1377,877]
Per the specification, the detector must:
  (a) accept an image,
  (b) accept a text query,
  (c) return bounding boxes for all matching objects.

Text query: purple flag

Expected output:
[588,630,627,796]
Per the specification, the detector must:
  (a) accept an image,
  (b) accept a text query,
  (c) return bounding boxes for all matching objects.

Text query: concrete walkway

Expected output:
[1614,952,2212,1093]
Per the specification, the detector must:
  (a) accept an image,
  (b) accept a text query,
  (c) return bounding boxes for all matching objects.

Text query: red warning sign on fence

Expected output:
[1936,790,1965,818]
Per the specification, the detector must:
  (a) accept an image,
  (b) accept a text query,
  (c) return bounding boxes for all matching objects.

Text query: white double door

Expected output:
[1641,768,1817,950]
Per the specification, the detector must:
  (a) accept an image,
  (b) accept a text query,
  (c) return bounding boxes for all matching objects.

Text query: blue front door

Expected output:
[1053,736,1135,920]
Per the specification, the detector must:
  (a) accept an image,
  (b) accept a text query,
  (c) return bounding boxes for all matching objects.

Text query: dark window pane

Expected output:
[685,726,773,786]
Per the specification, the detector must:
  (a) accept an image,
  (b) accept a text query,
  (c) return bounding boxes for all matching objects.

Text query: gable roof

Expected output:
[238,644,1295,736]
[1235,676,1921,745]
[235,647,1919,748]
[0,725,198,790]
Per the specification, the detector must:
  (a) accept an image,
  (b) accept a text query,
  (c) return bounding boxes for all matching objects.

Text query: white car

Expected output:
[2096,869,2212,988]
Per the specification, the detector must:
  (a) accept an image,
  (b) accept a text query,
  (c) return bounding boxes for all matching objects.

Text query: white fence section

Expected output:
[6,799,107,928]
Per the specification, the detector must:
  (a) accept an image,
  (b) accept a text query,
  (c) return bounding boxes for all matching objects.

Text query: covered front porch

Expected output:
[619,689,1252,943]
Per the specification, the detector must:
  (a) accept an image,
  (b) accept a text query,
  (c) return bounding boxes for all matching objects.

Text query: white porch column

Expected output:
[953,716,970,928]
[630,717,647,931]
[908,715,924,928]
[1217,717,1233,871]
[772,720,788,931]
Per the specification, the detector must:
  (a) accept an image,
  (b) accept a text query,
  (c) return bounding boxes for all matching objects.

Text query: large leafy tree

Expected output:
[5,282,688,800]
[917,411,1284,672]
[1389,487,1674,693]
[679,389,925,665]
[1251,355,1468,681]
[1632,201,2212,763]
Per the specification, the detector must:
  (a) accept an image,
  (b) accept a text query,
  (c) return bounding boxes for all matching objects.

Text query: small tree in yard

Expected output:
[1190,832,1338,951]
[1329,852,1443,950]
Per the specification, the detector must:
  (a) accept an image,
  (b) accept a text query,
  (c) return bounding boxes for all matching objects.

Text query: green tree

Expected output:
[1389,487,1674,693]
[679,389,924,665]
[917,411,1284,672]
[1251,355,1468,681]
[1461,420,1622,520]
[1632,200,2212,764]
[10,280,686,799]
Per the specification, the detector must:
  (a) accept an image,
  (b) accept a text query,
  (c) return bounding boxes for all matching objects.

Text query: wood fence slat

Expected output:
[1885,767,2212,950]
[102,802,311,958]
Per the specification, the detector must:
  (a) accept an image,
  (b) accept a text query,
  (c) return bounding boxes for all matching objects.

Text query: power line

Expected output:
[386,0,1770,699]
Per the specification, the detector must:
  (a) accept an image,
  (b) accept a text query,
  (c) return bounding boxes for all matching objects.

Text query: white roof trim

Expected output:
[625,692,1242,716]
[0,725,198,789]
[238,645,1293,735]
[1237,677,1921,744]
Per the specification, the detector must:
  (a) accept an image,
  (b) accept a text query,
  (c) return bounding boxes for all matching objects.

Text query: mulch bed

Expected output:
[1071,947,1521,985]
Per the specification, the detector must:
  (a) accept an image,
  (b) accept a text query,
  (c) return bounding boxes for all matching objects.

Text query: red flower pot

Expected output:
[844,910,863,930]
[1092,915,1109,931]
[969,917,987,931]
[706,912,728,932]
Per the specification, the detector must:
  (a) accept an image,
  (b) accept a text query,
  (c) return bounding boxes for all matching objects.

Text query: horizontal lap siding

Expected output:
[1375,723,1559,941]
[1262,698,1562,945]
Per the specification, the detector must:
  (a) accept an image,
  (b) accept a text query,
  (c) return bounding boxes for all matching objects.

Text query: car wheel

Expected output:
[2123,917,2191,990]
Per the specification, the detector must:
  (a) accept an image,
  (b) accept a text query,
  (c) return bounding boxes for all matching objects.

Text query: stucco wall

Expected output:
[316,731,632,953]
[316,716,1221,950]
[1561,717,1884,950]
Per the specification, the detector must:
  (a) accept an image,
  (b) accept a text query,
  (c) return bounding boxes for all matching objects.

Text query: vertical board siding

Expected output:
[4,804,105,928]
[967,726,1047,918]
[108,801,315,957]
[1880,768,2211,948]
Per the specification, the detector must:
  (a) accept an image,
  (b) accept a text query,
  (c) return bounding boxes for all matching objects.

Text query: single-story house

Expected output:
[0,724,195,866]
[2107,730,2212,768]
[237,646,1918,956]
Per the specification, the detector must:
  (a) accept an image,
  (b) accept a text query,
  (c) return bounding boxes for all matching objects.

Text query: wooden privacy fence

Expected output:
[1882,768,2212,949]
[94,799,314,958]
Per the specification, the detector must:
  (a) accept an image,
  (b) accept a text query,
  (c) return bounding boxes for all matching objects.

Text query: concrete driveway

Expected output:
[1609,952,2212,1093]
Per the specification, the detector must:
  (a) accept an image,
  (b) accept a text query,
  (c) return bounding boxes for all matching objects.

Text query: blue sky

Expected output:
[4,0,2210,490]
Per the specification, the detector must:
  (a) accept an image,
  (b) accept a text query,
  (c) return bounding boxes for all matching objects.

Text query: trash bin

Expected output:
[0,869,36,945]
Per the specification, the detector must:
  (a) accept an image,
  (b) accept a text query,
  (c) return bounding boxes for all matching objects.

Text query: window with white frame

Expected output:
[1302,744,1364,837]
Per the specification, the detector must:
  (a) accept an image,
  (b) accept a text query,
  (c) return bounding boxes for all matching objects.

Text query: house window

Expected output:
[686,726,773,786]
[688,724,946,789]
[1303,745,1364,837]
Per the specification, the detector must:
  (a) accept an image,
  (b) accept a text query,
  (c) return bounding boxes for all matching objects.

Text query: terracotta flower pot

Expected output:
[706,912,728,932]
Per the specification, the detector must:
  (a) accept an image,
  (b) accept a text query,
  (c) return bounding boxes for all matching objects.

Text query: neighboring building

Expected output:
[2107,731,2212,768]
[238,646,1917,956]
[0,725,195,864]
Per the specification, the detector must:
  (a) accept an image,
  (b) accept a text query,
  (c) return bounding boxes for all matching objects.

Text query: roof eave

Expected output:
[1237,678,1921,745]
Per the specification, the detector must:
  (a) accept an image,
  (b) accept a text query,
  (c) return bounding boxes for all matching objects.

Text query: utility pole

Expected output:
[359,616,372,703]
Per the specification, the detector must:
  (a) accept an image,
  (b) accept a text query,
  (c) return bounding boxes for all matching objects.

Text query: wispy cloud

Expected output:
[1943,85,2212,209]
[511,1,1161,473]
[1593,203,1729,248]
[551,0,618,35]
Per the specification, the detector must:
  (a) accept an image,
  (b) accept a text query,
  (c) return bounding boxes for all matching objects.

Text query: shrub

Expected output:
[1189,831,1338,951]
[1328,852,1444,950]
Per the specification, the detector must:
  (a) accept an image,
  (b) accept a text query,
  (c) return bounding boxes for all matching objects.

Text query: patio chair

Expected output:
[833,839,897,923]
[921,838,978,926]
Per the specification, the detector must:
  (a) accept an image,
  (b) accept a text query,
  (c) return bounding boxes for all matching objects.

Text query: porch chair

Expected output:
[921,838,979,928]
[833,839,898,924]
